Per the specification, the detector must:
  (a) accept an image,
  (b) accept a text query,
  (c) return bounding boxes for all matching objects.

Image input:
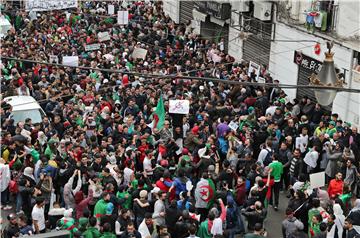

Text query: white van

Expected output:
[3,96,46,124]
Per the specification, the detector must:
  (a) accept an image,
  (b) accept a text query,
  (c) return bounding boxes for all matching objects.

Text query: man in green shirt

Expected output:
[244,223,267,238]
[269,154,283,211]
[83,217,101,238]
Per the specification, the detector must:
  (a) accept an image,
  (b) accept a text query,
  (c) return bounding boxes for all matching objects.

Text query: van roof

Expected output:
[3,96,42,111]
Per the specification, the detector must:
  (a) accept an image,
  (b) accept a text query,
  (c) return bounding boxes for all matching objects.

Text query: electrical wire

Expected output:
[1,56,359,94]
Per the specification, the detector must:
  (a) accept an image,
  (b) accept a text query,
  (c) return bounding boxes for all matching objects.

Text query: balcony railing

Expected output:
[277,1,339,34]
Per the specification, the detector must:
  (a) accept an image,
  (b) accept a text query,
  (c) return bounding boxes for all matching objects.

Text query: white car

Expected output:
[3,96,46,124]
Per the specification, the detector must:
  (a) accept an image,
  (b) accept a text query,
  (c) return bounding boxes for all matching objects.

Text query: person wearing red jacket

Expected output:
[327,172,344,199]
[235,176,247,206]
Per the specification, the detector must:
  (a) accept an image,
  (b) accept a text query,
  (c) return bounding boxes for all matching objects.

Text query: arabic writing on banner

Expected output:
[169,100,190,114]
[25,0,77,11]
[85,44,101,51]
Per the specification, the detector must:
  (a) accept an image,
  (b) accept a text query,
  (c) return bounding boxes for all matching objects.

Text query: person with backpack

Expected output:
[257,139,273,167]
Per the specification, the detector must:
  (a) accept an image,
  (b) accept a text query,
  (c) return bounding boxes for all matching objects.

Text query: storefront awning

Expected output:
[192,9,207,22]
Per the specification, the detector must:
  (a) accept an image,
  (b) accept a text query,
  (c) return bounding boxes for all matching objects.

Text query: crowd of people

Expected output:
[1,1,360,238]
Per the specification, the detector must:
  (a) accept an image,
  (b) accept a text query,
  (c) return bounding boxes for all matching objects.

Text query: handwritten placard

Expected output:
[131,48,148,60]
[98,32,111,42]
[117,11,129,25]
[228,121,239,131]
[85,44,101,51]
[247,61,260,80]
[169,100,190,114]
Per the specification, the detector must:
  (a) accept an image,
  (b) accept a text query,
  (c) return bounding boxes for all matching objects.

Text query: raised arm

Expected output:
[218,198,226,221]
[72,170,82,194]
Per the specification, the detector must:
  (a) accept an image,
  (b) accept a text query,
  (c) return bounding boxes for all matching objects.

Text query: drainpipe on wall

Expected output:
[345,50,354,124]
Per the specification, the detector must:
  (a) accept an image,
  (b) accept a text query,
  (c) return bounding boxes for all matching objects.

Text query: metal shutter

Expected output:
[242,16,272,66]
[296,67,317,102]
[296,67,332,111]
[179,1,194,23]
[200,20,229,53]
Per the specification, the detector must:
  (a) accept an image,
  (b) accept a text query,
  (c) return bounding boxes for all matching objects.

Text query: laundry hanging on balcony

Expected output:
[305,11,327,32]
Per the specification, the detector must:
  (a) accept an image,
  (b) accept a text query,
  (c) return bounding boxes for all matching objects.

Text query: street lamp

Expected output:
[309,41,345,106]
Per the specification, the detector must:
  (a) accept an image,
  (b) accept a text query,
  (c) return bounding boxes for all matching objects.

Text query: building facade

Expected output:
[164,0,360,126]
[269,0,360,126]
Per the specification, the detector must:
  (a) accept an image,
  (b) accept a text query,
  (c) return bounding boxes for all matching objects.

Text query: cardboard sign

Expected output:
[117,10,129,25]
[228,121,239,131]
[98,32,111,42]
[169,100,190,114]
[25,0,77,11]
[309,172,325,189]
[131,48,148,60]
[85,44,101,51]
[247,61,260,80]
[108,5,115,15]
[121,0,128,9]
[62,56,79,67]
[49,55,58,64]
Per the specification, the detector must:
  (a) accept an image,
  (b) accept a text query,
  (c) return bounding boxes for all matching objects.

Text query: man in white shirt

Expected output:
[152,191,166,226]
[32,197,46,234]
[296,127,309,154]
[143,150,154,177]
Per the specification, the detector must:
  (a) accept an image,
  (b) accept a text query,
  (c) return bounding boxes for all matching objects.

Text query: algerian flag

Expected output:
[150,94,165,130]
[24,146,40,163]
[195,178,216,209]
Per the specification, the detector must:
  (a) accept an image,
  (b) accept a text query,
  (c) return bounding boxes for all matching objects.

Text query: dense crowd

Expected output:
[1,1,360,238]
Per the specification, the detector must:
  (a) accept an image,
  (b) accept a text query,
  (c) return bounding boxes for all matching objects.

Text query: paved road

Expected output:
[265,192,288,238]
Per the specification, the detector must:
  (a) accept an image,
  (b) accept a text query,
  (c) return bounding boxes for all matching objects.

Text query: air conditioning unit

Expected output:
[239,0,250,12]
[253,1,272,21]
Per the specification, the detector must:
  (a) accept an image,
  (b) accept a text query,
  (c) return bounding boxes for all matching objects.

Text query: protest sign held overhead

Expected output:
[169,100,190,114]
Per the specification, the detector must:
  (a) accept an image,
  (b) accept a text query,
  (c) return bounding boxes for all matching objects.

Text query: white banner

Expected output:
[25,0,77,11]
[85,44,101,51]
[117,11,129,25]
[247,61,260,80]
[63,56,79,67]
[131,48,148,60]
[98,32,111,42]
[309,171,325,189]
[169,100,190,114]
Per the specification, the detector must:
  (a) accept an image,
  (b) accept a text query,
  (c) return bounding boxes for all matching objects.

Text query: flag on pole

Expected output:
[24,146,40,163]
[152,94,165,130]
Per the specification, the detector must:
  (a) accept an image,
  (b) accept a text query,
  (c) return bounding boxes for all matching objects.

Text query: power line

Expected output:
[1,56,359,94]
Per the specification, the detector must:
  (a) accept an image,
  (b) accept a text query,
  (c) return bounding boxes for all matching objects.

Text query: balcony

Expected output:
[277,1,339,36]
